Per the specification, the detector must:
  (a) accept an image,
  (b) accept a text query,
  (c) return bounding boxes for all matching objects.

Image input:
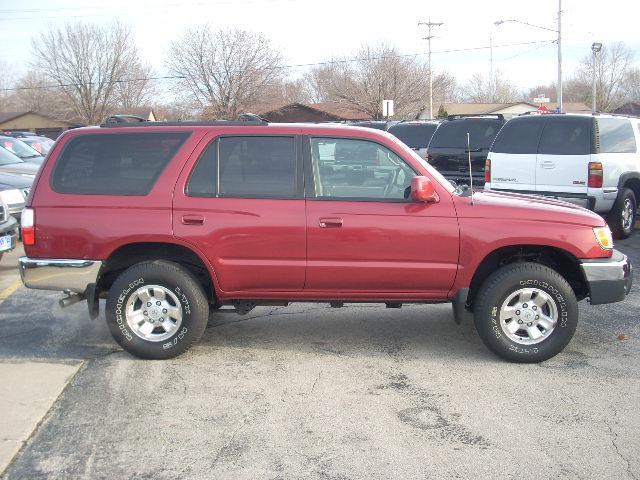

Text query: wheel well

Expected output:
[466,245,588,308]
[622,177,640,203]
[98,242,215,302]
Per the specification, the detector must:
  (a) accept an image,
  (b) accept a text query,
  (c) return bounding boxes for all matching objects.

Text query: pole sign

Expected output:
[533,97,550,104]
[382,100,394,118]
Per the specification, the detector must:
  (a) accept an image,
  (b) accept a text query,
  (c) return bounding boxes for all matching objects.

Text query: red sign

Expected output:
[537,104,550,113]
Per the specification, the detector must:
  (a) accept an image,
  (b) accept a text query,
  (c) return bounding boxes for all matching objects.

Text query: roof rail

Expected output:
[99,112,269,128]
[446,114,505,121]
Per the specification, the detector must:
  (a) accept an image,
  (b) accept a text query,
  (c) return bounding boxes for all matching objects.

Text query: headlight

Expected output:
[0,188,25,205]
[593,226,613,250]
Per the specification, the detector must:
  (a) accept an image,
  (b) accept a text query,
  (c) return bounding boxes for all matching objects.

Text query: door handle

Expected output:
[181,215,204,225]
[319,217,343,228]
[540,160,555,169]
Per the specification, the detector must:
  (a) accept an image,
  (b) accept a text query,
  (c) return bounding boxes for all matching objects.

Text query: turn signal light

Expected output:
[21,208,35,246]
[588,162,603,188]
[485,159,491,183]
[593,226,613,250]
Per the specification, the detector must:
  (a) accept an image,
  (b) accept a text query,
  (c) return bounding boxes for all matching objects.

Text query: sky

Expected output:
[0,0,638,98]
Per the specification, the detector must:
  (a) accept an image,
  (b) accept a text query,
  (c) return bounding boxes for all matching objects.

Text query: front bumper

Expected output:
[580,250,633,305]
[18,257,103,293]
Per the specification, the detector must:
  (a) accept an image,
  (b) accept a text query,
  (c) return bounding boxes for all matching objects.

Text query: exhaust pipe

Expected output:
[59,292,85,308]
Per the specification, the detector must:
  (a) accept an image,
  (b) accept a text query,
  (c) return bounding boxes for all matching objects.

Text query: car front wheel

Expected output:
[610,187,637,239]
[105,260,209,359]
[474,262,578,363]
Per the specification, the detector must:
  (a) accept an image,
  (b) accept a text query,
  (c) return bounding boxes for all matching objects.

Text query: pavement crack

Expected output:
[604,409,637,480]
[211,417,249,468]
[309,369,322,395]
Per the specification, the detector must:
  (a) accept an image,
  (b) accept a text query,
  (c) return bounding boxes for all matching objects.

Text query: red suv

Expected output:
[18,117,633,362]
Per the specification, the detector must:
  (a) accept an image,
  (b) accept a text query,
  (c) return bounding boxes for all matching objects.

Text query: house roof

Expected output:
[114,108,156,120]
[253,102,371,121]
[436,101,591,116]
[0,110,81,126]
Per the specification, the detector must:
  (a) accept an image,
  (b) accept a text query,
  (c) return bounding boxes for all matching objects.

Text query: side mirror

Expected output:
[411,176,439,203]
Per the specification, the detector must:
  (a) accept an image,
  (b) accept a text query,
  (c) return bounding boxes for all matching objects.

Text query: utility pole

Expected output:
[591,42,602,113]
[418,19,444,119]
[557,0,563,112]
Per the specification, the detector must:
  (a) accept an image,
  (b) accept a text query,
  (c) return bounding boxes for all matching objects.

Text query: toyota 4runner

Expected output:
[19,116,633,362]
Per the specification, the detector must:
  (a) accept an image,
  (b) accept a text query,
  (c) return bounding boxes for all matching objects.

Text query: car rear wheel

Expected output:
[474,262,578,363]
[105,260,209,359]
[610,187,637,239]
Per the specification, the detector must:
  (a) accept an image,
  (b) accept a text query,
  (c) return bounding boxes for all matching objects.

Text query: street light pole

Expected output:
[418,19,444,119]
[557,0,563,112]
[591,42,602,113]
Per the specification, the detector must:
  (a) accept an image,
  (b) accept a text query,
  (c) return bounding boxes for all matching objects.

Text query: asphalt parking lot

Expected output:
[0,236,639,480]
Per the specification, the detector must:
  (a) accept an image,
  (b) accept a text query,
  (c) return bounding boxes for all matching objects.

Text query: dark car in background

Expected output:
[426,115,505,187]
[349,120,396,131]
[0,136,45,164]
[387,121,440,159]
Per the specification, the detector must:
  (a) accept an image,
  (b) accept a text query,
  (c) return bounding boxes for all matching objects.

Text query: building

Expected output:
[421,102,591,120]
[253,102,371,123]
[0,111,80,139]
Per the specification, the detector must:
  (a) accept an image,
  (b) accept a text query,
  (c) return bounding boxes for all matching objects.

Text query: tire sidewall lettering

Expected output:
[115,277,145,342]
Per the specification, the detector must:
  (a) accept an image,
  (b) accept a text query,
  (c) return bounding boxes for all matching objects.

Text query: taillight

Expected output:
[21,208,35,246]
[588,162,603,188]
[485,159,491,183]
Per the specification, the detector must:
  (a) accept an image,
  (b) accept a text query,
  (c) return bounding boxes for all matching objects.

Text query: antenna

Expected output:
[467,132,474,205]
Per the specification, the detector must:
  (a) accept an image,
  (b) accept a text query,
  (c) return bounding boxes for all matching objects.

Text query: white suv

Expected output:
[485,114,640,238]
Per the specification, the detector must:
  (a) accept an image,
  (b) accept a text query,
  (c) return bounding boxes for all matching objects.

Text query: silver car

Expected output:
[0,147,40,177]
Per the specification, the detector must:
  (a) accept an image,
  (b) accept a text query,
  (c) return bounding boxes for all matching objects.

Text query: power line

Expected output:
[0,39,554,93]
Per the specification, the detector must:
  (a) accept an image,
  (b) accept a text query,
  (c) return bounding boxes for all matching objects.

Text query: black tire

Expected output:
[105,260,209,359]
[609,187,637,239]
[474,262,578,363]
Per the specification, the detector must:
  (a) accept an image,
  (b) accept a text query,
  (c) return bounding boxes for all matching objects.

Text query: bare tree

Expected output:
[113,61,156,109]
[523,83,557,102]
[461,71,519,103]
[167,26,283,119]
[12,71,66,113]
[621,67,640,102]
[568,42,635,111]
[303,44,448,119]
[0,60,17,111]
[32,22,143,124]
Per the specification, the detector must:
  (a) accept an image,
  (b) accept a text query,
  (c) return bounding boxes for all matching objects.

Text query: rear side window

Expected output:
[538,117,592,155]
[187,136,297,198]
[597,118,637,153]
[387,123,438,149]
[429,119,503,149]
[491,118,544,154]
[51,133,188,195]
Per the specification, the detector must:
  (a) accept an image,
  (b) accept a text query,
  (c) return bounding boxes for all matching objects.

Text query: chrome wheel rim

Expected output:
[125,285,183,342]
[499,288,558,345]
[622,198,634,231]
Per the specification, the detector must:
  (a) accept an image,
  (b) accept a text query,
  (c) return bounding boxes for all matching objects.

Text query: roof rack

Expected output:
[100,112,269,128]
[446,114,505,121]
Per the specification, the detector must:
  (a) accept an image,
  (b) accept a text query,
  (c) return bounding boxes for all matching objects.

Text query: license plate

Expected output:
[0,235,12,252]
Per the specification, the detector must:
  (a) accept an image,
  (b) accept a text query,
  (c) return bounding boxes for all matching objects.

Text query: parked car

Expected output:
[0,136,45,164]
[3,131,56,149]
[19,136,54,155]
[0,147,40,177]
[0,173,31,223]
[18,117,632,362]
[0,201,18,262]
[387,121,440,159]
[427,114,506,187]
[486,113,640,239]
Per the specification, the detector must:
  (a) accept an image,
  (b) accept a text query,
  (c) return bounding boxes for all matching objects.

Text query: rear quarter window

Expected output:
[387,123,438,149]
[597,118,637,153]
[538,117,592,155]
[51,132,189,195]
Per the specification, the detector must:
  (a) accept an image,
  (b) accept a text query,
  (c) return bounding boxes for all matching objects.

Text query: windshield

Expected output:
[402,142,456,194]
[1,138,42,159]
[429,119,503,149]
[0,146,24,166]
[388,123,438,149]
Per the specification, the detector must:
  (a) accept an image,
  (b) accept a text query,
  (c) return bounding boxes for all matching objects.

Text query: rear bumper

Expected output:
[580,250,633,305]
[18,257,103,293]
